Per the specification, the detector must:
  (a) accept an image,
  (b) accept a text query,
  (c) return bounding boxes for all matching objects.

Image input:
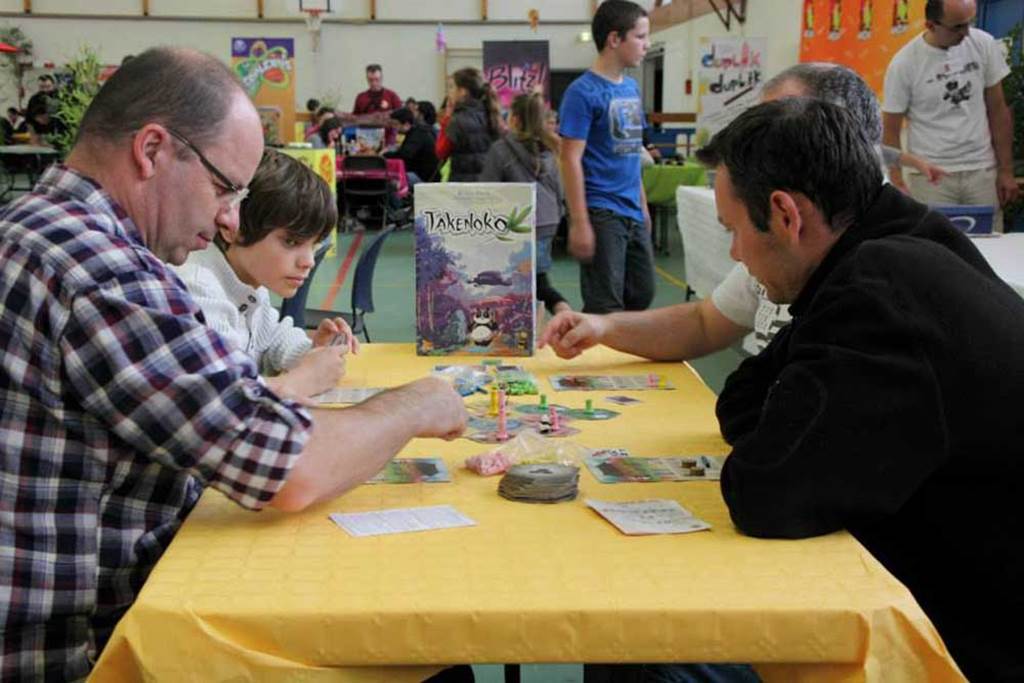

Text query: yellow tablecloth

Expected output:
[90,345,963,682]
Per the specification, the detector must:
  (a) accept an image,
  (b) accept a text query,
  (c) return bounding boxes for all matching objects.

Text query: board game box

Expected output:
[415,183,536,356]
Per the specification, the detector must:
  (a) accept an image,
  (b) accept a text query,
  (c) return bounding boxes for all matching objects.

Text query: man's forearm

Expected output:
[600,299,746,361]
[270,388,425,511]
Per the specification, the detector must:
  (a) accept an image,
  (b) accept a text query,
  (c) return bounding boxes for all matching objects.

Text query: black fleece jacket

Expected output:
[718,184,1024,682]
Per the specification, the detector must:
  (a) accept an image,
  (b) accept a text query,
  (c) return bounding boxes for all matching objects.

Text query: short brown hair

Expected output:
[221,150,337,249]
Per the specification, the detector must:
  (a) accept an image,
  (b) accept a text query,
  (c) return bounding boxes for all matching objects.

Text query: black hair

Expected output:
[222,150,337,250]
[592,0,648,52]
[318,116,344,147]
[696,97,882,233]
[306,98,320,113]
[38,74,55,83]
[418,100,437,126]
[389,107,415,126]
[365,63,382,74]
[925,0,945,23]
[763,63,882,146]
[314,106,334,121]
[76,47,242,149]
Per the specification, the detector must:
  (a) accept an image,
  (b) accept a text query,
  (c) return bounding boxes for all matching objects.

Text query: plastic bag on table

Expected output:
[465,430,589,476]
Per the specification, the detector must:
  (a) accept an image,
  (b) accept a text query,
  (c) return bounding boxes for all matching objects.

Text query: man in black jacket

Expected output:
[698,97,1023,682]
[386,107,438,185]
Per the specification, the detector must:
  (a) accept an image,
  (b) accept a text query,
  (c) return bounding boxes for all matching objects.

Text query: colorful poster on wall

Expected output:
[231,38,296,145]
[482,41,550,109]
[799,0,924,97]
[280,147,338,257]
[696,36,767,145]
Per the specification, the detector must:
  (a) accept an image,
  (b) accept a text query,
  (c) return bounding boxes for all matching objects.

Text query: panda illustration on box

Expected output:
[470,308,497,346]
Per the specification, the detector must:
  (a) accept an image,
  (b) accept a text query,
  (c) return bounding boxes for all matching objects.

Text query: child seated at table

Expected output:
[174,150,357,401]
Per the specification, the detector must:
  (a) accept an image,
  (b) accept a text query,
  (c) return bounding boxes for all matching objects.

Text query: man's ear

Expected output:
[131,124,168,181]
[768,190,802,245]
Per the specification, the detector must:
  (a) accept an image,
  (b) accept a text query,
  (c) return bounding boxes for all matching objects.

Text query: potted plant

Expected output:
[48,45,102,155]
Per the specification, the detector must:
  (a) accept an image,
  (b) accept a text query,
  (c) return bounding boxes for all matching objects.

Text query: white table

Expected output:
[675,186,734,300]
[0,144,60,198]
[971,233,1024,299]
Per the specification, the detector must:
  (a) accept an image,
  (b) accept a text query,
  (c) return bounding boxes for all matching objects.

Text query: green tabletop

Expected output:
[642,162,707,205]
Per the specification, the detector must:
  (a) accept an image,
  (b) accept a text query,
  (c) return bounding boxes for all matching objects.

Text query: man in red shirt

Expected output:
[351,63,402,115]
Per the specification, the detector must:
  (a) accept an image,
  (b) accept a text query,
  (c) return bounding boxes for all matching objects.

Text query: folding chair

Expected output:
[340,155,390,231]
[288,227,395,342]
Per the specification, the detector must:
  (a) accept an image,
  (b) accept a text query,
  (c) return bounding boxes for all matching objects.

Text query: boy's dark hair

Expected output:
[418,100,437,126]
[389,107,415,126]
[925,0,945,23]
[38,74,55,84]
[306,98,320,113]
[220,150,337,250]
[696,98,882,233]
[592,0,647,52]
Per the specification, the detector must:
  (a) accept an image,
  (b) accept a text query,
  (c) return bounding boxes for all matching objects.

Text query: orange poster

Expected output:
[232,38,297,145]
[799,0,924,97]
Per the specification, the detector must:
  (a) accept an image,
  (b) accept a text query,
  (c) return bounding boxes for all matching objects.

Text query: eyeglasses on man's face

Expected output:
[165,127,249,208]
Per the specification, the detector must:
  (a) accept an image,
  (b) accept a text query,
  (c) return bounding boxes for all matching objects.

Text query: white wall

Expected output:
[0,3,597,109]
[653,0,804,115]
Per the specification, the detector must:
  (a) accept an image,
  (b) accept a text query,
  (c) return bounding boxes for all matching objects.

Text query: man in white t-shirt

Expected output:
[882,0,1018,232]
[539,63,898,362]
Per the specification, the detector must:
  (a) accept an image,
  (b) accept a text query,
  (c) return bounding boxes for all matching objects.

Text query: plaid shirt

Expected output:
[0,166,312,680]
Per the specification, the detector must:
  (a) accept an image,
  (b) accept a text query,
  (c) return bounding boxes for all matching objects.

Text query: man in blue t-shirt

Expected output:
[559,0,654,314]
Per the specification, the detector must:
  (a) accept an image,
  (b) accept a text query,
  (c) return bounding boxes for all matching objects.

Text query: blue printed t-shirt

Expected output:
[558,70,646,223]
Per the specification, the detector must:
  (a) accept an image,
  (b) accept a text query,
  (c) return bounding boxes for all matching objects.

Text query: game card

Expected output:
[606,395,643,405]
[586,499,711,535]
[367,458,451,484]
[584,453,725,483]
[329,505,476,537]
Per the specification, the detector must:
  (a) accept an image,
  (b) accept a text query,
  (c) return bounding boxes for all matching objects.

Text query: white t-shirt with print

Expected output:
[711,262,792,355]
[882,29,1010,172]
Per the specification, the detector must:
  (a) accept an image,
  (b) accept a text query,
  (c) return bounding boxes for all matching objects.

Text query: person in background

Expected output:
[174,150,356,401]
[480,93,571,316]
[306,106,336,148]
[25,73,56,120]
[540,63,934,364]
[418,100,439,133]
[436,67,502,182]
[882,0,1018,231]
[0,46,468,679]
[385,106,438,185]
[352,63,402,115]
[558,0,654,315]
[404,97,420,121]
[1,106,21,143]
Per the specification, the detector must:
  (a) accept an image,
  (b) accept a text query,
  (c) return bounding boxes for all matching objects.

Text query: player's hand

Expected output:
[921,161,948,185]
[283,346,348,398]
[401,377,468,440]
[539,310,607,360]
[996,169,1021,207]
[312,317,360,354]
[568,219,596,263]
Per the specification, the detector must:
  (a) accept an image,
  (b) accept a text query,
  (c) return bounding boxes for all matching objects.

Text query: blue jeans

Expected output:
[580,207,655,314]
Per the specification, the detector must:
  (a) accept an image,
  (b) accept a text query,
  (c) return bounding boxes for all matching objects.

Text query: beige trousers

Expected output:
[908,166,1002,233]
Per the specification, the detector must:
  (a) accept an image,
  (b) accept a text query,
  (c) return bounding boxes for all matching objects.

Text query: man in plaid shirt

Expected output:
[0,48,467,680]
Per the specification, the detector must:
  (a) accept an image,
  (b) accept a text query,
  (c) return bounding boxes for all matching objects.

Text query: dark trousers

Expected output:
[580,207,655,314]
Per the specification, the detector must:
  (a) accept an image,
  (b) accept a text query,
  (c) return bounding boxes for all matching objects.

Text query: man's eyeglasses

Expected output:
[165,127,249,208]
